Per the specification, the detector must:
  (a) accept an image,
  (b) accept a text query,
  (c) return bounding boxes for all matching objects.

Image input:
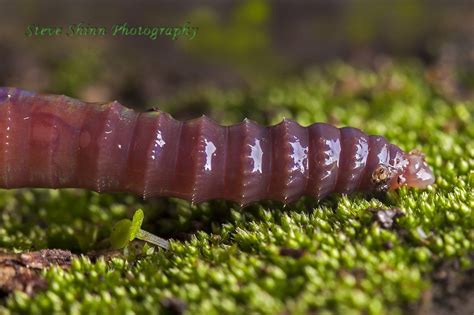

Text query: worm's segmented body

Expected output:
[0,88,434,205]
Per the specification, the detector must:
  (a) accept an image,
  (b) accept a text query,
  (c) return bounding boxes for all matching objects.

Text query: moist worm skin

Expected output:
[0,88,433,206]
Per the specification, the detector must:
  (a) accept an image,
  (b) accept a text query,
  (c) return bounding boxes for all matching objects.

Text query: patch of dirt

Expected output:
[0,249,75,297]
[160,297,187,315]
[279,247,306,259]
[416,257,474,315]
[368,207,405,229]
[86,248,122,262]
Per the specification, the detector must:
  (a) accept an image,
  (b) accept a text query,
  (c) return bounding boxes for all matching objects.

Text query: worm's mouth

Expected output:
[392,150,435,190]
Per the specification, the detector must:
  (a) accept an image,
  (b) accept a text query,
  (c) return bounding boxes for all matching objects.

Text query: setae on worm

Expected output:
[0,87,435,206]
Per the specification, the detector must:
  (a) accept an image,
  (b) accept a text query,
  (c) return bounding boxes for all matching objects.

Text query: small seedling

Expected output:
[110,209,169,250]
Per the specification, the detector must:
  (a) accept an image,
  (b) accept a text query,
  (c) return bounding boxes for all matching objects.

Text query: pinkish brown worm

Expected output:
[0,88,434,206]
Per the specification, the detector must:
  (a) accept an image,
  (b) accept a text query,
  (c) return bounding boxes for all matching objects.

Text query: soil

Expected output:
[416,258,474,315]
[0,249,74,297]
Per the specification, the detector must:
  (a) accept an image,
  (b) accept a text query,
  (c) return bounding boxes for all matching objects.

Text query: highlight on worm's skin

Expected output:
[0,87,435,206]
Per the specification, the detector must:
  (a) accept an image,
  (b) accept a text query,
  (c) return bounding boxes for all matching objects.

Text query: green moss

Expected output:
[182,0,279,81]
[1,63,473,314]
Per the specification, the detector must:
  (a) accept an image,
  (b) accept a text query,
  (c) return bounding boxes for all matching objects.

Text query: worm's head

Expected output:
[371,150,435,192]
[388,150,435,190]
[401,151,435,189]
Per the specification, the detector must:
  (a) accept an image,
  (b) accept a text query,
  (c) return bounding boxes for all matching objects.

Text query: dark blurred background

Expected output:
[0,0,473,111]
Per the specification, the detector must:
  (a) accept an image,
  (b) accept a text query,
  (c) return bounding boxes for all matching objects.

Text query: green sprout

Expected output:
[110,209,169,250]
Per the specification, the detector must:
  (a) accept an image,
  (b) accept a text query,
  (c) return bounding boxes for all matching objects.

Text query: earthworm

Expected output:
[0,87,435,206]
